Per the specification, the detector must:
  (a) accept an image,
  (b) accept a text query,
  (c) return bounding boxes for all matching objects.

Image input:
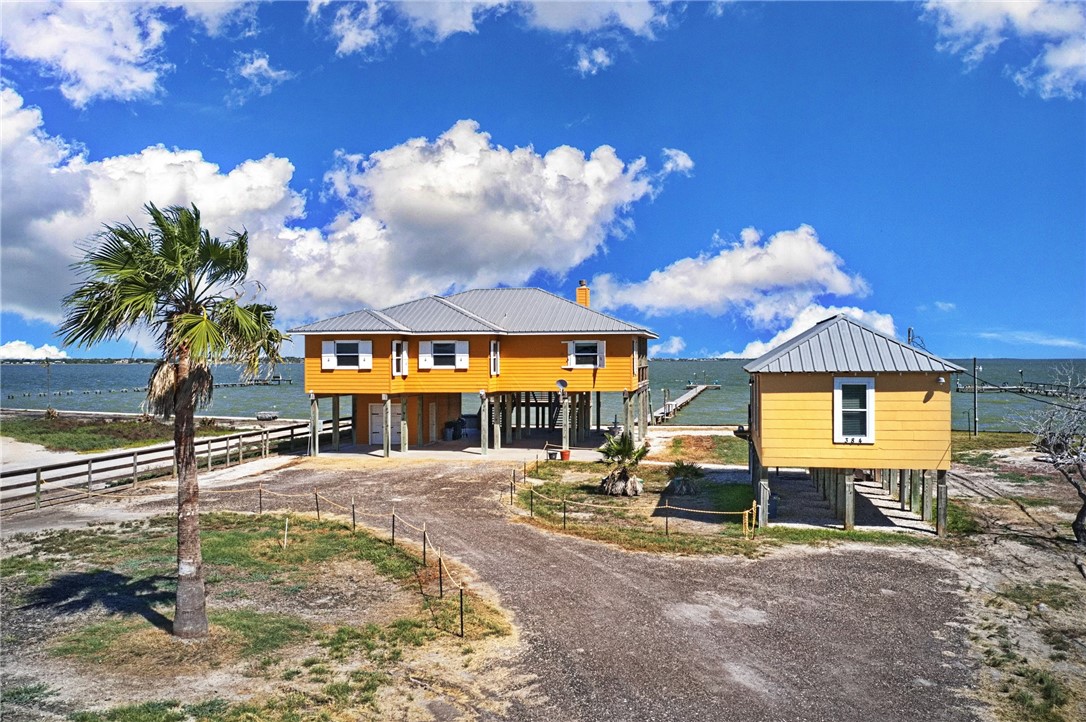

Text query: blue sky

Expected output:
[1,0,1083,361]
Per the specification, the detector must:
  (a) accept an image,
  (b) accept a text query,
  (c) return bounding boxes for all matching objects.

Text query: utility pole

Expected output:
[972,357,980,437]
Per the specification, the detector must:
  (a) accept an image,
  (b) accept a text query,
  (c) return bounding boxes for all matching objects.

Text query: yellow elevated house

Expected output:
[743,314,964,533]
[289,282,656,456]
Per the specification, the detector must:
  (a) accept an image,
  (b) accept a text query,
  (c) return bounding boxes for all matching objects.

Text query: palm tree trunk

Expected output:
[173,352,208,638]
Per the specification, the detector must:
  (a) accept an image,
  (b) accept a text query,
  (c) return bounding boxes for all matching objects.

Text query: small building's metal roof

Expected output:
[743,315,965,374]
[289,287,656,337]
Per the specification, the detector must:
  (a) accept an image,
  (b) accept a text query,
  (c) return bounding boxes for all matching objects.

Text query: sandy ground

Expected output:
[2,434,1084,722]
[0,437,86,471]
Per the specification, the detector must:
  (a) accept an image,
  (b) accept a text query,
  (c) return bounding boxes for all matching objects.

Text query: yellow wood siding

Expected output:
[754,372,952,470]
[493,335,639,392]
[304,333,642,396]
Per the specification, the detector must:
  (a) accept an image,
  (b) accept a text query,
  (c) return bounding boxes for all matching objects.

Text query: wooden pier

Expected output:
[956,381,1085,400]
[653,385,716,423]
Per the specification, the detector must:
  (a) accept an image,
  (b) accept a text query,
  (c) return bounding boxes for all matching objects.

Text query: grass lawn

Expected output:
[1,415,236,453]
[952,430,1034,463]
[0,513,508,721]
[652,434,748,465]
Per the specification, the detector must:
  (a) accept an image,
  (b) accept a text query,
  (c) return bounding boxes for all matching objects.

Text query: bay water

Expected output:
[1,358,1079,432]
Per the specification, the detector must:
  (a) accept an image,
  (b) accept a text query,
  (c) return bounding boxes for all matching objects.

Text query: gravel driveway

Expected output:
[225,458,981,722]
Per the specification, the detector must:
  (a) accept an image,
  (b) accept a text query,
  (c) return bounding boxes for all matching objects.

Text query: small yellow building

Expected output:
[289,283,656,455]
[743,314,963,532]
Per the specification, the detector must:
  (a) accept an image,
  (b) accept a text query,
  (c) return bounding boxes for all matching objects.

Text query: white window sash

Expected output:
[833,377,875,444]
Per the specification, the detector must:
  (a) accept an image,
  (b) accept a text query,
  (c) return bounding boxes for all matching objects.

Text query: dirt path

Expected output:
[165,458,978,722]
[15,450,1086,721]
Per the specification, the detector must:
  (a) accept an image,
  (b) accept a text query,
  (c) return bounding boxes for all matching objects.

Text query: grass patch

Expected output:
[0,682,57,706]
[996,471,1052,484]
[952,431,1034,462]
[650,435,748,465]
[1000,583,1079,612]
[12,511,512,722]
[1005,664,1071,722]
[757,526,931,546]
[946,500,984,535]
[209,610,311,657]
[0,416,235,453]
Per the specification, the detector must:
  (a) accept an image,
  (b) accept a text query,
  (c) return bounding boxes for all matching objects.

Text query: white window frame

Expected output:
[490,340,501,376]
[321,339,372,370]
[418,340,469,370]
[565,340,606,369]
[391,340,408,377]
[833,377,875,444]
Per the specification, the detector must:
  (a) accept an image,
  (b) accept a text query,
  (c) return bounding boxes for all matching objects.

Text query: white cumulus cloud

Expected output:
[263,119,680,319]
[0,88,304,326]
[576,45,614,75]
[525,1,668,37]
[718,304,896,359]
[2,89,687,339]
[591,225,869,326]
[229,50,294,104]
[649,336,686,358]
[0,1,259,107]
[924,0,1086,99]
[0,341,69,360]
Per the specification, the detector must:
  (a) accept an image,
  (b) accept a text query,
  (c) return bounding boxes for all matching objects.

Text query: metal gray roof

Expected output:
[289,308,408,334]
[743,315,965,374]
[380,296,499,333]
[447,288,655,336]
[289,287,656,337]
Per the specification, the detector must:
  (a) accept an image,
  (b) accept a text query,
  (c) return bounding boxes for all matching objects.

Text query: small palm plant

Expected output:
[597,431,649,496]
[665,460,705,495]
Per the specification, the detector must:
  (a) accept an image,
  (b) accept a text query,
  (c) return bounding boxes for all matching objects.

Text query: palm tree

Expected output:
[597,431,649,496]
[59,203,285,639]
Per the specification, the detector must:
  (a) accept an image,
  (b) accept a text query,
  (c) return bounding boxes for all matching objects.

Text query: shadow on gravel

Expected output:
[19,570,174,632]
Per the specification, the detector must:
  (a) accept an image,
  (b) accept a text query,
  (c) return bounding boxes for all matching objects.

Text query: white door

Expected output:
[369,403,402,445]
[428,402,438,443]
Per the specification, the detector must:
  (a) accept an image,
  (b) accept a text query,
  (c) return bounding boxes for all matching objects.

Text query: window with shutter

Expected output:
[565,340,604,368]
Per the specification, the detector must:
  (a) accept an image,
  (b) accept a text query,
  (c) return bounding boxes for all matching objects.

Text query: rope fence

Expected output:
[189,482,472,637]
[506,462,758,540]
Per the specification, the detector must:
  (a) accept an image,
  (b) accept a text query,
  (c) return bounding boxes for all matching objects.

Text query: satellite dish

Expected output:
[556,379,568,390]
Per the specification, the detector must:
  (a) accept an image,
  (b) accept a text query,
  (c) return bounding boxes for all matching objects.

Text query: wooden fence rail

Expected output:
[1,419,352,514]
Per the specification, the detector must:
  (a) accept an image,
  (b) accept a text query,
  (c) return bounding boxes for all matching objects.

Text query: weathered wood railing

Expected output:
[0,418,352,514]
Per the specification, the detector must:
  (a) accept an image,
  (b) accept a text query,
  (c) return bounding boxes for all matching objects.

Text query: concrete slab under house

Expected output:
[288,282,657,459]
[742,314,965,535]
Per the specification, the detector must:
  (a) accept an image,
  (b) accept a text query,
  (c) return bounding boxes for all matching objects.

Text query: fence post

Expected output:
[529,487,534,518]
[936,470,948,538]
[459,585,465,638]
[290,427,295,450]
[258,486,263,514]
[86,459,92,498]
[422,523,428,567]
[511,470,515,505]
[35,468,42,509]
[351,497,356,531]
[391,508,396,546]
[563,499,567,529]
[664,499,670,536]
[314,489,320,521]
[439,554,444,598]
[240,435,244,463]
[207,442,212,471]
[132,452,138,486]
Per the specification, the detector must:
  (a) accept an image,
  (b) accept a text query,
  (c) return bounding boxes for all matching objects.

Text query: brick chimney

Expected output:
[576,279,590,308]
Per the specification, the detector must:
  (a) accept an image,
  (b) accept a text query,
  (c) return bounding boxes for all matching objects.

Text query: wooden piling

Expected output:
[936,470,948,537]
[844,478,855,530]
